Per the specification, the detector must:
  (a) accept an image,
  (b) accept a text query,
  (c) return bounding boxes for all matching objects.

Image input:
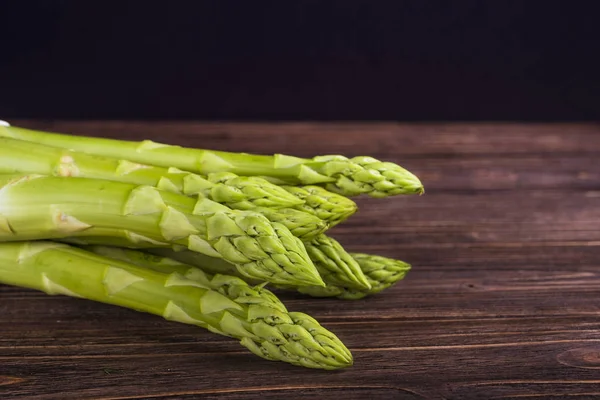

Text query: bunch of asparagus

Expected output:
[0,122,423,370]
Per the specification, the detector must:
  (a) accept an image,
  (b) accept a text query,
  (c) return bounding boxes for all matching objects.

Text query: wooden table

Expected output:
[2,122,600,399]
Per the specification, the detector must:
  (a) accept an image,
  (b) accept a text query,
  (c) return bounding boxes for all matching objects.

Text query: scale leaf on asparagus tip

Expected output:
[281,185,358,227]
[297,253,411,300]
[303,234,371,290]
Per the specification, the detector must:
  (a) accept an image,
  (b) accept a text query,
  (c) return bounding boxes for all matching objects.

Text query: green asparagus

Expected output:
[83,245,287,312]
[253,207,328,240]
[297,253,411,300]
[0,124,424,198]
[0,241,352,369]
[303,234,371,290]
[281,185,358,227]
[148,247,246,276]
[0,174,323,287]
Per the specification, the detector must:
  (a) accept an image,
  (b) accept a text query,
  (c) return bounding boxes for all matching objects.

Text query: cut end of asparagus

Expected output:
[310,155,424,198]
[305,235,371,290]
[282,185,358,227]
[0,120,10,127]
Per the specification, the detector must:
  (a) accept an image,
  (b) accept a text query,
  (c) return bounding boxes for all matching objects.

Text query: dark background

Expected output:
[1,1,599,121]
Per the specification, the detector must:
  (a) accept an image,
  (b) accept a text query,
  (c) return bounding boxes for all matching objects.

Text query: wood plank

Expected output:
[9,121,600,157]
[1,122,599,399]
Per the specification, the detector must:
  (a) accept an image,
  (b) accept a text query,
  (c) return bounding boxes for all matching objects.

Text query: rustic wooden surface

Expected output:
[2,121,600,399]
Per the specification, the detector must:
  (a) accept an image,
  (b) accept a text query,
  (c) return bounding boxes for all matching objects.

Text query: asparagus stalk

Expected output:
[83,245,287,312]
[145,248,409,299]
[92,172,327,241]
[281,185,358,227]
[0,241,352,369]
[148,247,248,274]
[198,172,303,210]
[0,174,323,287]
[0,124,424,198]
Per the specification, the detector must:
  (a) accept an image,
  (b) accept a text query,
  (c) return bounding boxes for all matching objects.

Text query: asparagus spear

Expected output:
[0,174,323,287]
[148,247,251,276]
[0,124,424,198]
[83,245,287,311]
[253,207,327,240]
[281,185,358,227]
[145,248,410,299]
[296,253,411,300]
[303,234,371,290]
[0,241,352,369]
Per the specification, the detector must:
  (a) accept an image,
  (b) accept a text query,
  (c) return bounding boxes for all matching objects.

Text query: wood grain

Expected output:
[2,121,600,400]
